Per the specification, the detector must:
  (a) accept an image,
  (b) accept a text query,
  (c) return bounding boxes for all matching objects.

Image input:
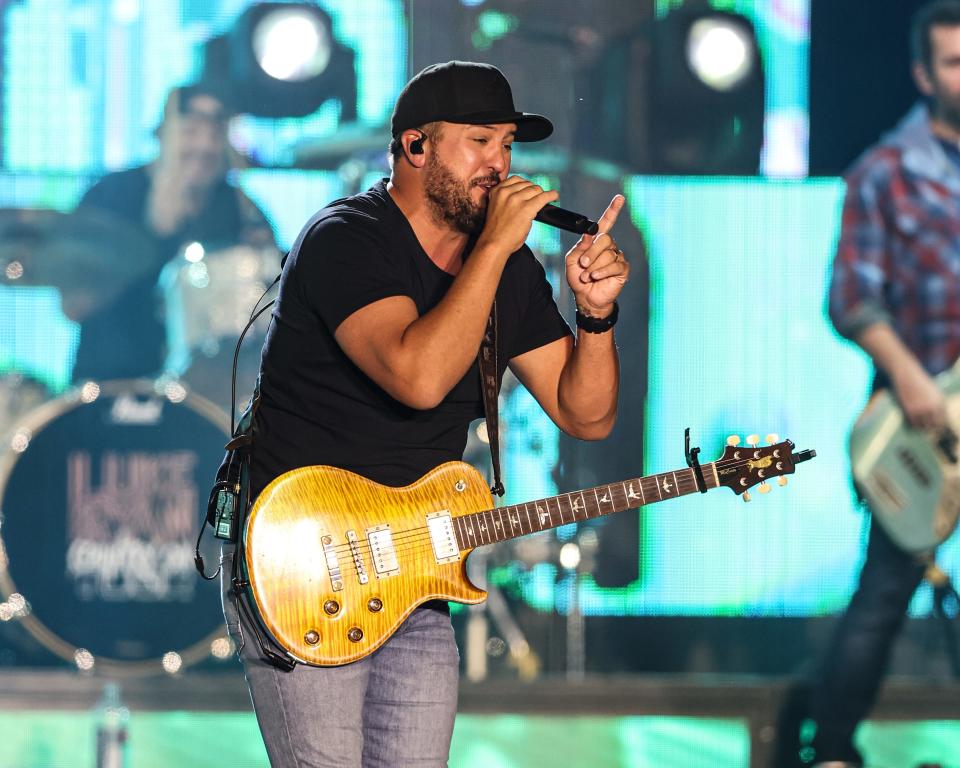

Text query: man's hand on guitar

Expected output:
[893,365,947,431]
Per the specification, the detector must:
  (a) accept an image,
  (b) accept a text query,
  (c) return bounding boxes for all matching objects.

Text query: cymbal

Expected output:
[0,208,158,321]
[291,121,391,169]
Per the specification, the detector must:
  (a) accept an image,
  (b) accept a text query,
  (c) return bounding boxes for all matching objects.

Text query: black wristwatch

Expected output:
[575,302,619,333]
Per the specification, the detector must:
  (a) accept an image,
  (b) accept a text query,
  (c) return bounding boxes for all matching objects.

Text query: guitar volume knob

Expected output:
[304,630,320,645]
[367,597,383,613]
[323,600,340,615]
[347,627,364,643]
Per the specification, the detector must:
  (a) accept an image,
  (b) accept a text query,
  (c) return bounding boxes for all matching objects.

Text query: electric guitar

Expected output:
[850,364,960,551]
[243,434,815,666]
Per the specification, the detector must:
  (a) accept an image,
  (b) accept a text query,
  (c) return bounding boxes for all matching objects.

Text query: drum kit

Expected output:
[0,206,280,675]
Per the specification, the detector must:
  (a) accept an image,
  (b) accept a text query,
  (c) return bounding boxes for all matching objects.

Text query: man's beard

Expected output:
[935,97,960,134]
[928,76,960,133]
[424,152,493,234]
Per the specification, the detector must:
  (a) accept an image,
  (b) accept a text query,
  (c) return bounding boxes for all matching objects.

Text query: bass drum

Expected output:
[0,373,50,439]
[0,379,231,675]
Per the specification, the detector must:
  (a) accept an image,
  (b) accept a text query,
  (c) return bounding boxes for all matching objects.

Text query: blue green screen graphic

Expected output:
[3,0,932,622]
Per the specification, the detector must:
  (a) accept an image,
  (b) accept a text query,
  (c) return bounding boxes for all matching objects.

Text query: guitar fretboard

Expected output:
[452,464,718,549]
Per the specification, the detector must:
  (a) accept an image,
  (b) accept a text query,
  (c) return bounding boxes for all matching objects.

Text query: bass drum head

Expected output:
[0,379,231,675]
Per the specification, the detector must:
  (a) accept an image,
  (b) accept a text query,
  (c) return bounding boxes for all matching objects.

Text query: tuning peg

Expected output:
[777,476,788,487]
[726,434,741,446]
[765,433,780,444]
[746,434,760,447]
[758,482,771,494]
[742,491,752,503]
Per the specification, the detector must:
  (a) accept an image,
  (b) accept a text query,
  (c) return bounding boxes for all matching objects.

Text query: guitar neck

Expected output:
[452,463,719,549]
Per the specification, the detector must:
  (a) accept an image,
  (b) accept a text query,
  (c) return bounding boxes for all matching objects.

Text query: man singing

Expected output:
[223,60,630,767]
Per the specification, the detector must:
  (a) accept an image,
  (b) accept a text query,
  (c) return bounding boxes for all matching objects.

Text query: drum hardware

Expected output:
[0,208,157,322]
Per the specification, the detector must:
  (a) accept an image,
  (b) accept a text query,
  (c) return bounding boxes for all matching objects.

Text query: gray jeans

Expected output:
[220,548,460,767]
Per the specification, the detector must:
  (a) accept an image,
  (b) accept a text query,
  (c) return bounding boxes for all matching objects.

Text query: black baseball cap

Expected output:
[390,61,553,142]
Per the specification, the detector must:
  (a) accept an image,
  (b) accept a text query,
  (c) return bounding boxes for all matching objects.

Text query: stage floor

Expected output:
[0,671,958,767]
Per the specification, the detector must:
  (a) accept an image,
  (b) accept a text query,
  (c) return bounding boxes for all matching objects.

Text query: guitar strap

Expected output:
[478,301,506,497]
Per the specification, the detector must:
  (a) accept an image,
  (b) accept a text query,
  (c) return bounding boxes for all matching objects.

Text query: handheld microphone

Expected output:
[534,204,599,235]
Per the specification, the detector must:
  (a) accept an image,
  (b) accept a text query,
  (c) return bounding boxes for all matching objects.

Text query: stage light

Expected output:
[648,7,764,174]
[574,6,763,175]
[252,6,331,81]
[203,3,357,120]
[686,16,755,92]
[559,542,581,571]
[472,10,519,50]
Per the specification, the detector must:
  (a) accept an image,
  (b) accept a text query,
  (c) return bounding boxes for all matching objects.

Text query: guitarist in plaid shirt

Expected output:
[778,2,960,765]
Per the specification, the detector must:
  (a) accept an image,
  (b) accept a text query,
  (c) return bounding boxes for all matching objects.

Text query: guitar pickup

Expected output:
[869,470,907,514]
[426,511,460,564]
[366,525,400,577]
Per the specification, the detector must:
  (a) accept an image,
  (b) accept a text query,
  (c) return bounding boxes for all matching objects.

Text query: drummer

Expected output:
[73,81,276,382]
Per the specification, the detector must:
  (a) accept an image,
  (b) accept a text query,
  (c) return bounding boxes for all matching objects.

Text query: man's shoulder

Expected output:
[285,185,406,276]
[845,143,905,189]
[306,183,395,233]
[845,106,933,186]
[79,164,150,207]
[301,183,397,245]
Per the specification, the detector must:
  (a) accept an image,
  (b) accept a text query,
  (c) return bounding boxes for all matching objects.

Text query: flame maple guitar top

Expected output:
[244,461,491,666]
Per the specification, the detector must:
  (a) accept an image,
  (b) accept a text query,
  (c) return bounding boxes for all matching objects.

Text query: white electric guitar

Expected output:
[849,364,960,551]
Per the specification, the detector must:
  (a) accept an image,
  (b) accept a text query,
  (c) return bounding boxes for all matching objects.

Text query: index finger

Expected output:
[595,194,626,235]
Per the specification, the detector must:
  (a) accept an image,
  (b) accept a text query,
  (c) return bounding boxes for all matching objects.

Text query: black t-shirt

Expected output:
[74,165,271,381]
[252,180,571,495]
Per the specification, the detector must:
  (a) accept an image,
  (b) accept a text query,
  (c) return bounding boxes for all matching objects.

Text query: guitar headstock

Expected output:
[714,433,816,501]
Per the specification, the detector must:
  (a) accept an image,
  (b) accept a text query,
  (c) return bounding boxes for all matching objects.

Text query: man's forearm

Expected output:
[557,330,620,439]
[855,321,926,383]
[855,321,948,429]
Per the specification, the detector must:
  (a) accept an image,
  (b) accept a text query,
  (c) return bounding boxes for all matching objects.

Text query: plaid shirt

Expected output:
[828,103,960,385]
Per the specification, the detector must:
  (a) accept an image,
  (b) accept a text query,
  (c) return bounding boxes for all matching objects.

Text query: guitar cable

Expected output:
[193,270,278,581]
[217,264,298,670]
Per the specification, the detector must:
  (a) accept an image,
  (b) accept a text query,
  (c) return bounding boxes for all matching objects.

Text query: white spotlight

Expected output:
[252,8,331,82]
[559,542,581,571]
[686,17,754,91]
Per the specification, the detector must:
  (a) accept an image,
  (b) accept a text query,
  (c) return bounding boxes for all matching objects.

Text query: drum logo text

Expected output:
[65,450,199,602]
